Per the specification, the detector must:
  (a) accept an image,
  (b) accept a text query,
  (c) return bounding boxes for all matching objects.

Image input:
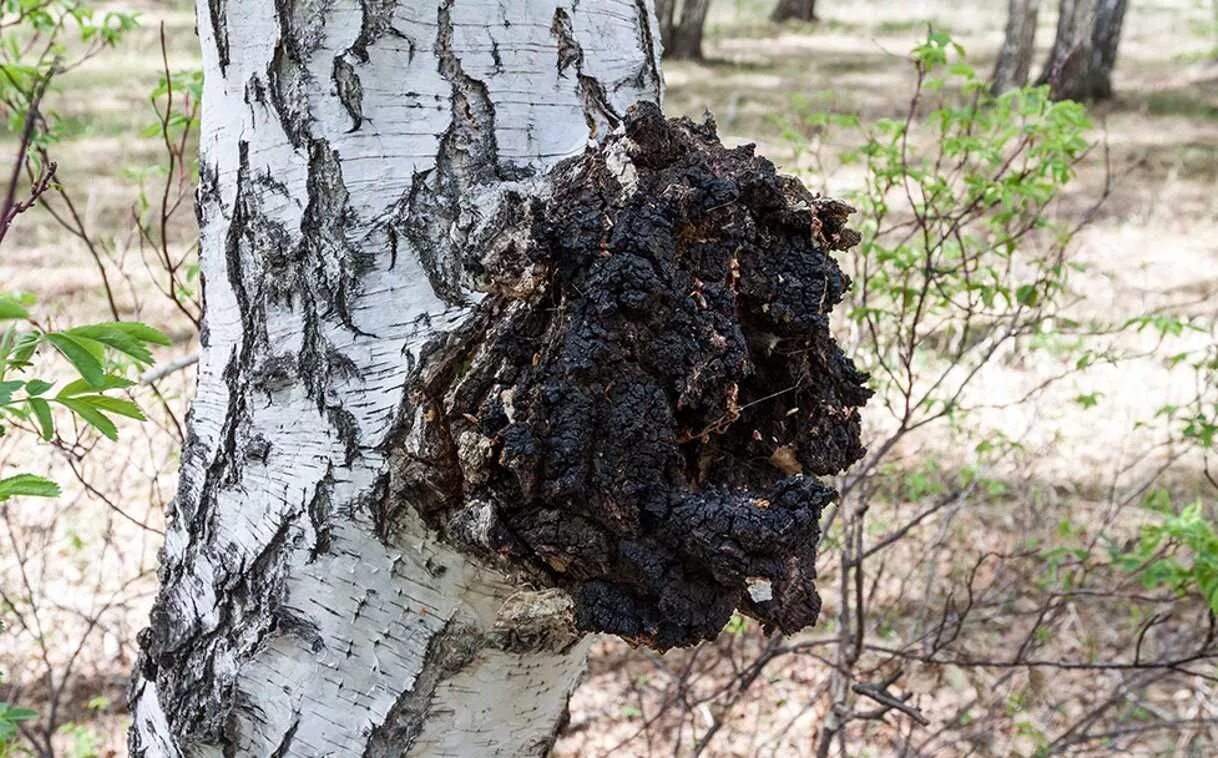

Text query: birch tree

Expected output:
[129,0,868,755]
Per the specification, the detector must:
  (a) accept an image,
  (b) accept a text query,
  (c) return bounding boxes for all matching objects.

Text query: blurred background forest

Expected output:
[2,0,1217,755]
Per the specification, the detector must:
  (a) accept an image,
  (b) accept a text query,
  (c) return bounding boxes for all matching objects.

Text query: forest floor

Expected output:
[2,0,1217,755]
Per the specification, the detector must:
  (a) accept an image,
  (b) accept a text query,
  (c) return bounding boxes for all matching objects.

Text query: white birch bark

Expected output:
[129,1,663,755]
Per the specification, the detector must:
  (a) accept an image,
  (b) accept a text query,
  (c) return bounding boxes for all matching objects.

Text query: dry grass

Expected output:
[2,0,1217,755]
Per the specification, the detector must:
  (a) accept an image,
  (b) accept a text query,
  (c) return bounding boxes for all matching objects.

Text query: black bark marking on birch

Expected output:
[361,618,479,757]
[402,0,525,304]
[632,0,664,97]
[269,719,300,758]
[207,0,230,73]
[351,0,400,61]
[551,8,623,139]
[307,472,334,562]
[397,103,871,650]
[333,54,366,132]
[269,8,312,149]
[339,0,406,132]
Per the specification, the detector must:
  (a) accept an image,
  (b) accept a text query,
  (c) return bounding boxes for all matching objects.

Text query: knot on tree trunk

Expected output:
[395,102,871,650]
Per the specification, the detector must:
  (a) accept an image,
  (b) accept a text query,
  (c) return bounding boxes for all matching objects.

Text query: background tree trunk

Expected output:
[771,0,818,23]
[128,1,663,755]
[656,0,712,59]
[1085,0,1128,100]
[991,0,1040,93]
[657,0,678,53]
[1037,0,1128,100]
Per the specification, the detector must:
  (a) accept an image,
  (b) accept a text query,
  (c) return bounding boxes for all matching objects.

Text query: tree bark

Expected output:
[770,0,818,23]
[128,1,663,755]
[991,0,1040,93]
[656,0,712,59]
[1037,0,1128,100]
[1085,0,1128,100]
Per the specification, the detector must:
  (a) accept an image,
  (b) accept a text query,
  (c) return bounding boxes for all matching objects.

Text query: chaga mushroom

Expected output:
[395,102,872,651]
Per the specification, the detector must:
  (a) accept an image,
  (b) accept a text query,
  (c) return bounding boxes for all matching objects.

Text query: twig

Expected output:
[851,682,930,726]
[141,352,200,385]
[0,71,55,246]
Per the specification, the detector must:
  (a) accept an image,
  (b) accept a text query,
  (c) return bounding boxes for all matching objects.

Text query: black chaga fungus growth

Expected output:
[397,102,872,651]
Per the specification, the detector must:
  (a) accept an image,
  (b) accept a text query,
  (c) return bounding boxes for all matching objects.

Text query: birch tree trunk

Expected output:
[991,0,1040,93]
[770,0,818,23]
[129,1,663,755]
[1037,0,1128,100]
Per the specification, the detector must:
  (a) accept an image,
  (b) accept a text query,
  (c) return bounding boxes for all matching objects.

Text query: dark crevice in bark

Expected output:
[136,144,271,750]
[268,719,300,758]
[351,0,400,61]
[551,8,623,139]
[268,39,311,147]
[333,55,366,131]
[207,0,230,72]
[339,0,408,134]
[307,471,335,561]
[361,618,478,757]
[269,0,339,147]
[328,405,362,465]
[395,104,870,651]
[633,0,664,98]
[296,139,377,345]
[203,140,269,530]
[398,0,533,305]
[490,39,504,73]
[244,74,269,120]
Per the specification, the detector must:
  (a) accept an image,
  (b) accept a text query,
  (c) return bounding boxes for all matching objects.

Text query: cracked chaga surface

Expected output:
[403,103,871,651]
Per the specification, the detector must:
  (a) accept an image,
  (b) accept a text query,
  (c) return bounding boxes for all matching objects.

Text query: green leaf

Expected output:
[109,321,172,347]
[23,379,53,396]
[28,398,54,439]
[78,395,145,422]
[0,296,30,321]
[1015,284,1040,307]
[0,706,37,721]
[56,375,133,398]
[58,398,119,440]
[66,323,152,364]
[9,333,39,367]
[46,333,106,387]
[65,322,170,366]
[0,474,61,501]
[1073,392,1102,409]
[0,381,23,405]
